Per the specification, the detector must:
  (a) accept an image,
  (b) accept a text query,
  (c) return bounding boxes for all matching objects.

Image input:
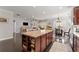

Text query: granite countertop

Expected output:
[73,32,79,37]
[22,30,53,38]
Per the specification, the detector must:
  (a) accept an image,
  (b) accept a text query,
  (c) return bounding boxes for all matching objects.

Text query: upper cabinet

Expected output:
[74,7,79,25]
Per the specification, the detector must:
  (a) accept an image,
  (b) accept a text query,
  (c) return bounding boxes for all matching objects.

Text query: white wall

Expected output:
[50,8,73,44]
[14,18,30,33]
[34,8,73,31]
[52,8,73,31]
[0,9,13,40]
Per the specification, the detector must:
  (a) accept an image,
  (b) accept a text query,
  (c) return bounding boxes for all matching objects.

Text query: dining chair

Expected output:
[55,28,63,37]
[55,28,63,43]
[64,28,71,39]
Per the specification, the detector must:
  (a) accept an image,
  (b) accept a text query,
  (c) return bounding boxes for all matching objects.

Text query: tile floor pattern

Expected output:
[49,42,72,52]
[48,34,73,52]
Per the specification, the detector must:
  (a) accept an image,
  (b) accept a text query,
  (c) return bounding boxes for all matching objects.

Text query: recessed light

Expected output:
[32,6,36,8]
[59,7,63,10]
[43,11,46,14]
[32,16,35,18]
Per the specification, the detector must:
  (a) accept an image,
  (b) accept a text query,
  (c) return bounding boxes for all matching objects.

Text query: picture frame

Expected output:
[0,17,7,22]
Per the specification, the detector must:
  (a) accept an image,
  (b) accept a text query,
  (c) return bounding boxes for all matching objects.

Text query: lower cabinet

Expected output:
[73,34,77,52]
[22,31,53,52]
[41,35,46,51]
[35,37,41,52]
[73,34,79,52]
[77,39,79,51]
[47,32,52,46]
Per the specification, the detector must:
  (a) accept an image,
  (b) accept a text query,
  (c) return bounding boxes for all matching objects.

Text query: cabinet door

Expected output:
[73,35,77,52]
[41,35,46,51]
[73,34,79,52]
[74,7,79,25]
[49,32,53,43]
[73,38,77,52]
[47,32,53,45]
[22,35,28,52]
[46,34,49,46]
[35,37,41,52]
[47,33,50,45]
[77,38,79,51]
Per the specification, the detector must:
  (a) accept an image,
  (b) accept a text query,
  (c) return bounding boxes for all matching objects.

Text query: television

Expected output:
[23,22,28,26]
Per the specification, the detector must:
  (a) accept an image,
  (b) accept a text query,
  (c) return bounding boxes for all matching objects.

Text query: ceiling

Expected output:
[0,6,74,19]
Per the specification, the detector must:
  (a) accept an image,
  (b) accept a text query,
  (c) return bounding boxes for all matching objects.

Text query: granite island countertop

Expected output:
[22,30,53,38]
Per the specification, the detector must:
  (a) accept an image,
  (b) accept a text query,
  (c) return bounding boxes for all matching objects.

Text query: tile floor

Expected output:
[48,35,73,52]
[49,42,72,52]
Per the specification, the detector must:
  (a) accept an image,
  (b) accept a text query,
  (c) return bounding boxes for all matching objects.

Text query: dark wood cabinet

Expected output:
[73,34,77,52]
[22,31,53,52]
[76,38,79,51]
[73,34,79,52]
[47,32,53,46]
[22,35,28,51]
[35,37,41,52]
[49,32,53,44]
[41,35,47,51]
[74,7,79,25]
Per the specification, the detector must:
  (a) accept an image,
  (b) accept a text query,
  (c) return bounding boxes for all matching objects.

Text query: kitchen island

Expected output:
[22,30,53,52]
